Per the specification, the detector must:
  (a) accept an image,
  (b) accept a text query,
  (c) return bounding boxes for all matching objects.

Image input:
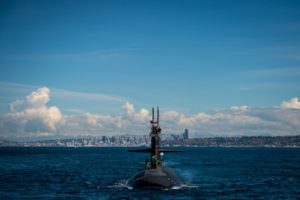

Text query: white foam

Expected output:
[107,179,135,190]
[170,184,199,190]
[170,185,184,190]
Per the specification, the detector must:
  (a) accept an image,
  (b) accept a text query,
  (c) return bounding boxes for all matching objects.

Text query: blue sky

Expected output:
[0,0,300,139]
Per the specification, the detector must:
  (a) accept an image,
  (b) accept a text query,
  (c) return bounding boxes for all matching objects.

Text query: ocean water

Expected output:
[0,147,299,199]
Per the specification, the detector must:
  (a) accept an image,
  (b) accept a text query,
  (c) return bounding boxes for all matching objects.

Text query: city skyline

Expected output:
[1,0,300,140]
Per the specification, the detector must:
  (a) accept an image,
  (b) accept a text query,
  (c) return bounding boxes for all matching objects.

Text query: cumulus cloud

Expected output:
[122,102,134,115]
[280,97,300,109]
[1,87,62,136]
[122,102,149,123]
[161,98,300,137]
[83,112,123,129]
[55,102,149,137]
[9,87,50,112]
[164,108,259,127]
[1,89,300,139]
[57,113,124,137]
[0,90,151,138]
[230,105,249,112]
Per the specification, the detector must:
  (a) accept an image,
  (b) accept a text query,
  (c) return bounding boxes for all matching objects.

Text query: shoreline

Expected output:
[0,145,299,148]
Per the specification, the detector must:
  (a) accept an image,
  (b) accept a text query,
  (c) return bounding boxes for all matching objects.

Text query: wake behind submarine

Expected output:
[127,107,185,189]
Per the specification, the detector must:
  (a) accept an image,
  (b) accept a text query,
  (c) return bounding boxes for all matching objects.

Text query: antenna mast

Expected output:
[152,107,154,123]
[157,106,159,125]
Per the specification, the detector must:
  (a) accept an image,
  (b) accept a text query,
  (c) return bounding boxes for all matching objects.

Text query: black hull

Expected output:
[127,167,184,189]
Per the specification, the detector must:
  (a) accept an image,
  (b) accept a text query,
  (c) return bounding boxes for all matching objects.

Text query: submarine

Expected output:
[127,107,184,189]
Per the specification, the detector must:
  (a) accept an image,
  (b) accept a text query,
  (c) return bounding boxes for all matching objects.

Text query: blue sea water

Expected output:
[0,147,299,199]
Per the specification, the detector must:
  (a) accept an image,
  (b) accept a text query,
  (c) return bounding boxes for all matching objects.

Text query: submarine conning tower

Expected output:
[149,107,162,169]
[128,107,183,169]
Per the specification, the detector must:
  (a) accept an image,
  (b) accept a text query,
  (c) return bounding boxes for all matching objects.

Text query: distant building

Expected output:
[183,129,189,140]
[171,134,180,141]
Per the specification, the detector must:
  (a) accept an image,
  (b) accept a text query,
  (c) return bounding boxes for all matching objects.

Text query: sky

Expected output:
[0,0,300,140]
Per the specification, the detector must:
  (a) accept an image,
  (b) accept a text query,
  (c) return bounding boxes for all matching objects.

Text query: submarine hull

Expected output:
[127,167,184,189]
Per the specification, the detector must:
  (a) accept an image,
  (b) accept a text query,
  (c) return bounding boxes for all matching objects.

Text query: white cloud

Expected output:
[83,112,123,129]
[230,105,249,112]
[166,109,262,128]
[122,102,134,115]
[1,87,62,136]
[122,102,150,123]
[1,89,300,139]
[160,99,300,137]
[55,102,149,137]
[280,97,300,109]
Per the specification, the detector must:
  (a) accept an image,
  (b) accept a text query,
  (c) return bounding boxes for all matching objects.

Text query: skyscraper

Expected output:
[183,129,189,140]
